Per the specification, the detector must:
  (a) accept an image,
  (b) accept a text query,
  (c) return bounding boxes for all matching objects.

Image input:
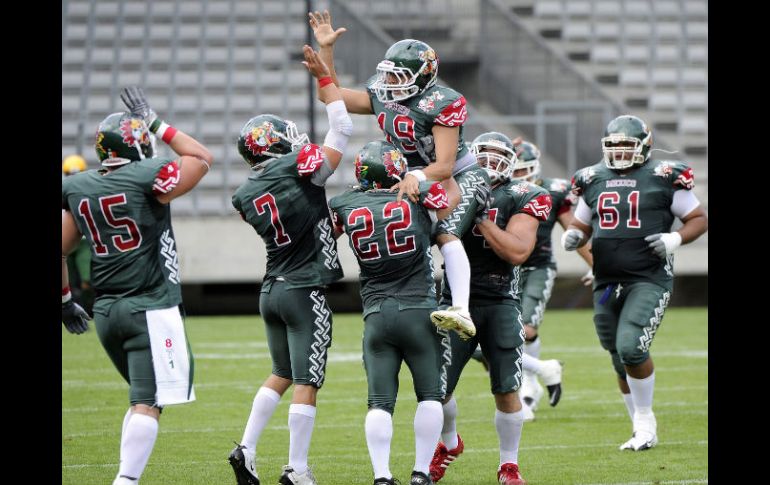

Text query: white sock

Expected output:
[288,404,316,475]
[118,413,158,481]
[414,401,444,475]
[241,387,281,452]
[521,353,542,374]
[627,371,655,415]
[495,409,524,466]
[622,392,635,421]
[365,408,393,479]
[524,335,541,359]
[121,408,132,441]
[440,240,471,310]
[441,397,459,449]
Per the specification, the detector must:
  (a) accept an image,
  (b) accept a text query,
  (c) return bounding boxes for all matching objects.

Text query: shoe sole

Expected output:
[430,311,476,339]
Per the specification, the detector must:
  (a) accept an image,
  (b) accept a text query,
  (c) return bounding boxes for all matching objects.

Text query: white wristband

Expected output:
[62,290,72,304]
[410,169,427,182]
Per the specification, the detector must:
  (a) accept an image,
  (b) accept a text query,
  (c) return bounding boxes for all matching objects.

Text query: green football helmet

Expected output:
[237,114,310,168]
[354,140,408,190]
[372,39,439,103]
[471,132,517,179]
[601,115,652,169]
[512,141,541,182]
[95,112,155,167]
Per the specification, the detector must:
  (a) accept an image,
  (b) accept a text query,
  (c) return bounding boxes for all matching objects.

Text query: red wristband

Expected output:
[318,77,333,88]
[62,286,71,296]
[161,125,178,144]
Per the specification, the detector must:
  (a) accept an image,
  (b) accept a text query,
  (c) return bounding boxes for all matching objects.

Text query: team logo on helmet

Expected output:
[418,48,438,75]
[119,118,151,148]
[383,150,405,178]
[244,121,281,156]
[354,154,373,189]
[95,132,108,158]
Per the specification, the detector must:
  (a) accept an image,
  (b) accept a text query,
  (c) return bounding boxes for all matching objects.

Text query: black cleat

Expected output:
[228,443,260,485]
[410,470,434,485]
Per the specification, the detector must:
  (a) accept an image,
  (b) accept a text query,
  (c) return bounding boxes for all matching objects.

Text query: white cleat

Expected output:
[520,371,544,412]
[538,360,563,406]
[520,399,536,422]
[279,465,318,485]
[430,307,477,340]
[619,412,658,451]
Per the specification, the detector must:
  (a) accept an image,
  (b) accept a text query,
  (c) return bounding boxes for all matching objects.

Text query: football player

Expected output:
[227,46,352,485]
[62,87,213,485]
[330,140,450,485]
[431,132,552,485]
[310,10,487,342]
[511,140,594,420]
[563,115,708,451]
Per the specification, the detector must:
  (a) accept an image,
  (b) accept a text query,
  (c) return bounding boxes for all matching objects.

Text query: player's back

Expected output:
[61,158,182,312]
[330,187,437,316]
[232,152,342,288]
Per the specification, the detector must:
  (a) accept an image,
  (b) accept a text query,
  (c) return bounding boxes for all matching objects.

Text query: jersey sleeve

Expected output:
[550,179,573,216]
[152,160,181,195]
[671,162,695,190]
[296,143,326,176]
[419,181,449,210]
[519,187,552,222]
[570,170,586,197]
[434,95,468,127]
[328,195,347,233]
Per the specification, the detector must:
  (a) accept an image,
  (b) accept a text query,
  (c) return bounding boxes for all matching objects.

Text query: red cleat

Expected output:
[497,463,526,485]
[429,434,464,482]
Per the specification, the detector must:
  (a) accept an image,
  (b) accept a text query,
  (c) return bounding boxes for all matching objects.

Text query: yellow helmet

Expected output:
[62,154,87,175]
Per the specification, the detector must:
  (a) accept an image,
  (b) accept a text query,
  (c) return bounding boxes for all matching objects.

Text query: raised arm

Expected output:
[309,9,373,114]
[301,44,352,171]
[120,86,214,204]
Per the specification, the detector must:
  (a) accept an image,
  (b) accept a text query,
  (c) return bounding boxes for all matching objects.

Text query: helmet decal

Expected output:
[354,154,372,189]
[244,121,281,156]
[383,150,405,178]
[119,118,151,149]
[418,48,438,76]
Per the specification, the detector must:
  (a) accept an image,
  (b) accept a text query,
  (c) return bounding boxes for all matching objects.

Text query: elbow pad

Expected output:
[323,100,353,154]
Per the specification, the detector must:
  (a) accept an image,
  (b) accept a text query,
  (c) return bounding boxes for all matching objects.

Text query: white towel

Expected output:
[146,306,196,406]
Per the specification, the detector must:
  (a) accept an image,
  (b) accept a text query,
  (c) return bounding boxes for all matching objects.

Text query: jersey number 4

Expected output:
[78,195,143,255]
[348,201,416,261]
[598,191,640,229]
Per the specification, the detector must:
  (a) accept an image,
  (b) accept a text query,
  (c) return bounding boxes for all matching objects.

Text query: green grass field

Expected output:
[62,308,707,485]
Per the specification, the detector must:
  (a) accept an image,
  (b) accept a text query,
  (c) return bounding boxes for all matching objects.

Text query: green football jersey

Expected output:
[232,148,343,290]
[524,177,575,268]
[366,76,469,169]
[443,180,552,304]
[62,158,183,314]
[571,159,696,290]
[329,181,448,317]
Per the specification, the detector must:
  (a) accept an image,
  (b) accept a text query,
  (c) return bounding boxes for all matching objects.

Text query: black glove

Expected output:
[62,300,90,335]
[473,183,493,224]
[120,86,158,129]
